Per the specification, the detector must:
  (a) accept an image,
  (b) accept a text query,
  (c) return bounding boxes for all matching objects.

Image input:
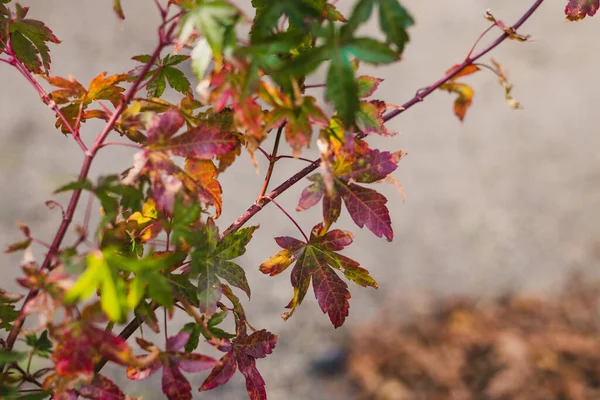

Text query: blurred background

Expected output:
[1,1,600,399]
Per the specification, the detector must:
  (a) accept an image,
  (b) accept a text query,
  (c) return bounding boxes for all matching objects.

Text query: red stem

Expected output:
[260,196,309,242]
[222,0,545,237]
[257,124,285,201]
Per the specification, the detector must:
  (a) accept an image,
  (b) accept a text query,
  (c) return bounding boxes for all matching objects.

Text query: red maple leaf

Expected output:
[52,322,135,382]
[200,329,278,400]
[565,0,599,20]
[297,145,403,240]
[127,333,217,400]
[260,224,378,328]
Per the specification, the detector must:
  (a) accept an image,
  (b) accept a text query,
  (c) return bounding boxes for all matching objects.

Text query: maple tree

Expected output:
[0,0,594,398]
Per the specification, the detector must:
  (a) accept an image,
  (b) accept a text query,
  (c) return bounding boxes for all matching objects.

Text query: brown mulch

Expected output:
[347,278,600,400]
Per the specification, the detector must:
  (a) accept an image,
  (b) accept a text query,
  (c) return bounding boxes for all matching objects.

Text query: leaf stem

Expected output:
[97,141,145,150]
[221,0,545,238]
[275,155,314,163]
[465,24,495,59]
[259,195,309,242]
[257,123,285,201]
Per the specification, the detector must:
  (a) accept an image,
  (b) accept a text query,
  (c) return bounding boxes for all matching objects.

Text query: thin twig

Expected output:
[257,124,285,201]
[98,141,144,150]
[466,24,495,59]
[275,155,315,163]
[256,146,271,160]
[259,196,309,242]
[304,83,326,89]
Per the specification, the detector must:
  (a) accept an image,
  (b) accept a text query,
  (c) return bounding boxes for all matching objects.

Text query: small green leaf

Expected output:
[377,0,413,53]
[145,270,174,308]
[147,70,167,97]
[344,0,375,35]
[11,31,41,72]
[5,238,31,253]
[0,350,26,363]
[208,310,228,327]
[0,303,19,331]
[178,2,239,64]
[26,330,53,357]
[54,179,94,194]
[347,38,398,64]
[180,322,202,352]
[326,47,359,128]
[164,67,191,94]
[132,54,152,63]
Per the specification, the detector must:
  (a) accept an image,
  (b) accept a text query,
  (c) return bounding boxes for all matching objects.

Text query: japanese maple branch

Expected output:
[222,0,545,237]
[92,0,546,376]
[2,16,179,355]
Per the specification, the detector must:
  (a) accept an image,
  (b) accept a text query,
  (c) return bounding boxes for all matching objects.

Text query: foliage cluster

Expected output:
[0,0,595,398]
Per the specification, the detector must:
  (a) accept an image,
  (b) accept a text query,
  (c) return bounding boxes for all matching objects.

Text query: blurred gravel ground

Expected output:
[1,1,599,399]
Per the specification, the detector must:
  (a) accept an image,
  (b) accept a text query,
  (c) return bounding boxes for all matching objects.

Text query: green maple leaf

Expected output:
[0,3,60,73]
[251,0,322,41]
[132,54,191,97]
[65,250,128,322]
[190,221,258,316]
[178,1,240,65]
[278,22,398,129]
[345,0,413,52]
[260,224,377,328]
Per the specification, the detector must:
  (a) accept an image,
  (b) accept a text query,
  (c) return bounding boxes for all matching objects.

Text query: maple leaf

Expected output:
[178,1,241,66]
[0,3,60,73]
[260,224,378,328]
[297,146,402,240]
[565,0,599,20]
[17,262,70,329]
[147,108,239,160]
[0,289,21,331]
[356,100,397,136]
[261,82,329,156]
[439,64,479,122]
[127,333,217,400]
[65,250,128,322]
[440,82,474,122]
[41,72,128,133]
[131,54,191,97]
[52,321,135,382]
[124,109,239,216]
[126,198,162,243]
[188,221,258,316]
[209,67,265,140]
[345,0,413,53]
[182,158,223,217]
[357,75,383,98]
[200,329,278,400]
[251,0,321,41]
[78,374,126,400]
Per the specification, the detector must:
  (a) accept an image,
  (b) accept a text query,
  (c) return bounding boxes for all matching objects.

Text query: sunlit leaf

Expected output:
[260,224,377,327]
